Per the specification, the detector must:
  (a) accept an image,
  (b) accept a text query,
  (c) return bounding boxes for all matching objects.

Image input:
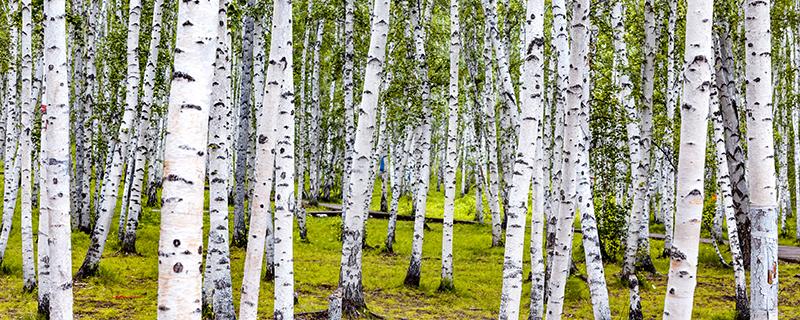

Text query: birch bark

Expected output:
[201,0,236,316]
[43,0,74,314]
[338,0,391,313]
[156,0,216,316]
[662,0,713,317]
[497,0,543,316]
[77,0,143,277]
[745,0,779,317]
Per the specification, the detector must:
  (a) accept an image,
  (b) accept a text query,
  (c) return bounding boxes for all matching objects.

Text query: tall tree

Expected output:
[233,0,257,248]
[121,0,167,253]
[339,0,391,313]
[662,0,713,317]
[744,0,778,317]
[440,0,460,292]
[711,57,749,317]
[20,0,36,292]
[269,0,297,316]
[0,0,21,267]
[201,0,236,316]
[156,0,216,316]
[43,0,74,313]
[404,0,433,287]
[239,3,283,317]
[77,0,143,278]
[497,0,543,316]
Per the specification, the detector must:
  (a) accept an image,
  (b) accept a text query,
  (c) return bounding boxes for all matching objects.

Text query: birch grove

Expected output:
[0,0,797,318]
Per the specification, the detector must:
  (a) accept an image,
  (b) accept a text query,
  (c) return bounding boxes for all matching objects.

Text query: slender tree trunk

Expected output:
[711,67,750,318]
[404,0,434,288]
[611,2,642,291]
[309,21,324,205]
[661,0,677,255]
[544,0,595,317]
[76,0,143,278]
[156,0,216,316]
[662,0,713,316]
[43,0,74,313]
[386,128,412,253]
[439,0,460,292]
[233,0,256,248]
[635,0,658,273]
[339,0,391,312]
[744,0,778,317]
[479,10,503,248]
[544,0,569,290]
[121,0,166,253]
[0,0,21,266]
[529,91,545,320]
[201,0,236,316]
[575,20,611,320]
[497,0,543,316]
[239,9,284,318]
[37,108,51,315]
[19,0,36,292]
[342,0,356,206]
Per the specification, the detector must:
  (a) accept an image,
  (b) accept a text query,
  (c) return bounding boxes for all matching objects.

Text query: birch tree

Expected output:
[156,0,216,316]
[497,0,543,316]
[404,0,434,287]
[43,0,74,313]
[201,0,236,316]
[745,0,778,317]
[440,0,460,292]
[269,0,297,316]
[121,0,166,253]
[239,4,284,317]
[662,0,713,317]
[0,0,21,267]
[77,0,143,277]
[339,0,391,313]
[711,60,749,317]
[20,0,36,292]
[233,0,256,248]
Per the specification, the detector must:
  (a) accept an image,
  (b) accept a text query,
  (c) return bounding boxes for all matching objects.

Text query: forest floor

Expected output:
[1,180,800,319]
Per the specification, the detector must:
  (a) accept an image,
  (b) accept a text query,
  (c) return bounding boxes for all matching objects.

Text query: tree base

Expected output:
[403,272,420,288]
[22,280,36,293]
[37,296,49,319]
[437,279,455,292]
[75,260,100,280]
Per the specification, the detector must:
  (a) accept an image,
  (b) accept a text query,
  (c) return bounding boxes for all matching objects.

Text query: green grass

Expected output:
[1,176,799,319]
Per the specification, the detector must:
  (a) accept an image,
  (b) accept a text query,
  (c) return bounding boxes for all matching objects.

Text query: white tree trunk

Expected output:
[662,0,713,317]
[0,0,20,266]
[77,0,143,277]
[43,0,74,314]
[201,0,236,316]
[480,11,503,248]
[342,0,356,204]
[440,0,460,292]
[156,0,216,316]
[238,2,286,317]
[497,0,543,316]
[269,0,297,316]
[543,0,594,317]
[404,0,433,288]
[339,0,391,312]
[36,55,51,316]
[121,0,166,253]
[711,71,749,316]
[745,0,778,317]
[20,0,36,292]
[662,0,677,250]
